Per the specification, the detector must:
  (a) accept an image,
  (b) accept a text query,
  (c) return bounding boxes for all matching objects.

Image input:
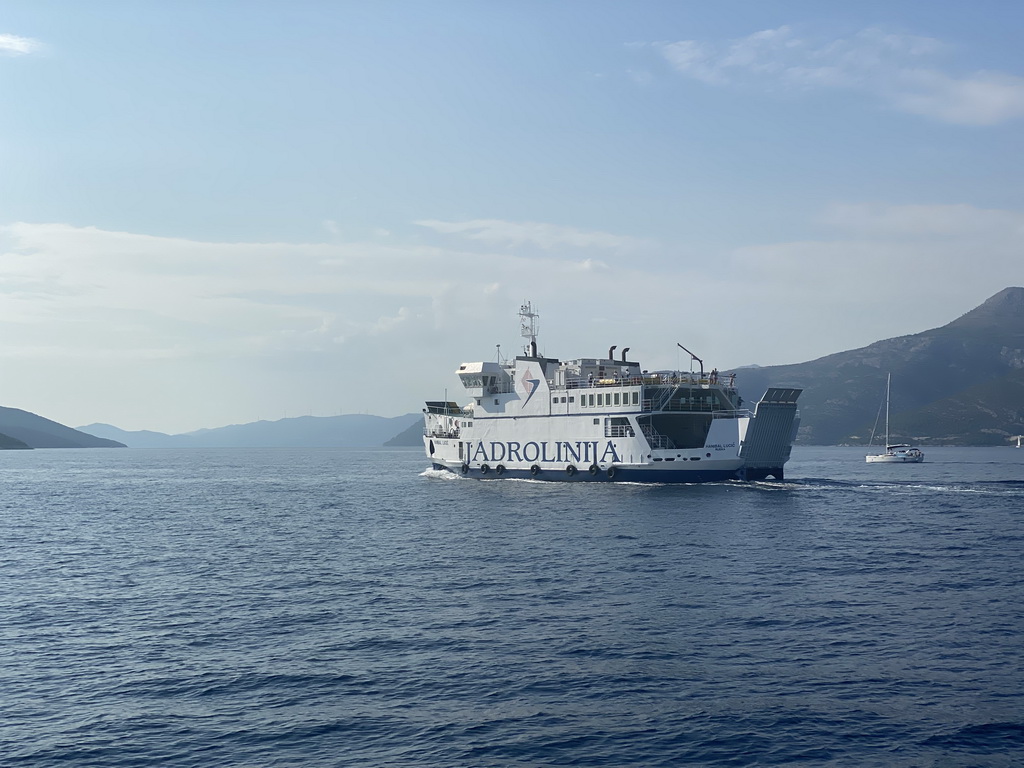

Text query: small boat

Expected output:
[866,373,924,463]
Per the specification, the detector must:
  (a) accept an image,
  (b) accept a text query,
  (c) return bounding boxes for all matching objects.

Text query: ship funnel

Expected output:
[608,345,616,360]
[621,347,630,362]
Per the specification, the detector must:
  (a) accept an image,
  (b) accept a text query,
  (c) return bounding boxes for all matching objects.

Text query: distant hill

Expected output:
[79,412,422,448]
[0,406,125,449]
[733,287,1024,445]
[0,432,32,450]
[385,421,424,447]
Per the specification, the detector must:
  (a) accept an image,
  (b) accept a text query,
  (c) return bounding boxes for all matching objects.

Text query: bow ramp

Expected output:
[739,387,802,480]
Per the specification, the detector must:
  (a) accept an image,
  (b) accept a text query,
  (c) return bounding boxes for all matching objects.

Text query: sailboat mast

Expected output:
[885,373,891,448]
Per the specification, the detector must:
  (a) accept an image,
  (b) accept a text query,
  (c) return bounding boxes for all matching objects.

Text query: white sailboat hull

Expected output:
[866,449,924,463]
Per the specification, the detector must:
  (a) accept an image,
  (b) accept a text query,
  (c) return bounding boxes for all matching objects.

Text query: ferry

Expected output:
[423,303,802,482]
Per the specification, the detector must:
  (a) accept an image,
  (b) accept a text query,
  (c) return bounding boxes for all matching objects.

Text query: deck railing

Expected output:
[640,424,675,449]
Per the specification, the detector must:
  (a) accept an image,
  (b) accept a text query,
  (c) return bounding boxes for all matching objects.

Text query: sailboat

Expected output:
[866,373,924,463]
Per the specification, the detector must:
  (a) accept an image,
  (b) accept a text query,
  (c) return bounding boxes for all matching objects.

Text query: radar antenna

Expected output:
[520,302,539,357]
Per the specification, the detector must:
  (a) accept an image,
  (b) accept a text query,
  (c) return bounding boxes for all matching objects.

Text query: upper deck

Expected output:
[456,358,747,417]
[444,301,748,421]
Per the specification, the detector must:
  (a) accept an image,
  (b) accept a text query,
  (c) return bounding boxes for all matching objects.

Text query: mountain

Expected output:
[79,412,423,448]
[733,287,1024,445]
[74,425,186,448]
[385,421,425,447]
[0,406,126,449]
[0,432,32,450]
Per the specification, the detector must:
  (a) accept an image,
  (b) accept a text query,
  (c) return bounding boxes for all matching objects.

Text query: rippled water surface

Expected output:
[2,446,1023,766]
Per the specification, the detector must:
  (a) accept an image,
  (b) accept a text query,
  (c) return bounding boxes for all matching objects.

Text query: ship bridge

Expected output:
[456,361,512,396]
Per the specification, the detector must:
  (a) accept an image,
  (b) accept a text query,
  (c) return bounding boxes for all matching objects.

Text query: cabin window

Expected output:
[632,392,639,405]
[588,394,595,407]
[604,416,633,437]
[614,393,620,406]
[568,396,575,403]
[597,394,603,406]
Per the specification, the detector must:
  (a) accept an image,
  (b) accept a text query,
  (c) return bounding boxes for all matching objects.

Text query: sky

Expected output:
[2,1,1022,434]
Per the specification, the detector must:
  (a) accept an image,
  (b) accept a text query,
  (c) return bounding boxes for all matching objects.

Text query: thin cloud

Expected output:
[821,201,1024,239]
[0,33,43,56]
[730,201,1022,326]
[414,218,651,251]
[652,26,1024,125]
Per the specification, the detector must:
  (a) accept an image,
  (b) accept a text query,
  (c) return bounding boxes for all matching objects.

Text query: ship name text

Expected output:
[468,440,621,465]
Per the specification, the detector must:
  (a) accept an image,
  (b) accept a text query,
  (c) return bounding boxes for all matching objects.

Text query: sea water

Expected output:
[1,446,1022,766]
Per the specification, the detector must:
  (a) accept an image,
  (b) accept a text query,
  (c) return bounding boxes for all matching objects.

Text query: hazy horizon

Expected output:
[3,2,1022,433]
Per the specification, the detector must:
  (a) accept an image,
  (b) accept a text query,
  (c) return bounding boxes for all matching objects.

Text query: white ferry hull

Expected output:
[423,304,802,484]
[424,386,801,483]
[427,455,772,483]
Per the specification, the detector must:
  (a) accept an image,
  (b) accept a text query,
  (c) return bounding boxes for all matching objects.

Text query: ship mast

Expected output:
[520,302,539,358]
